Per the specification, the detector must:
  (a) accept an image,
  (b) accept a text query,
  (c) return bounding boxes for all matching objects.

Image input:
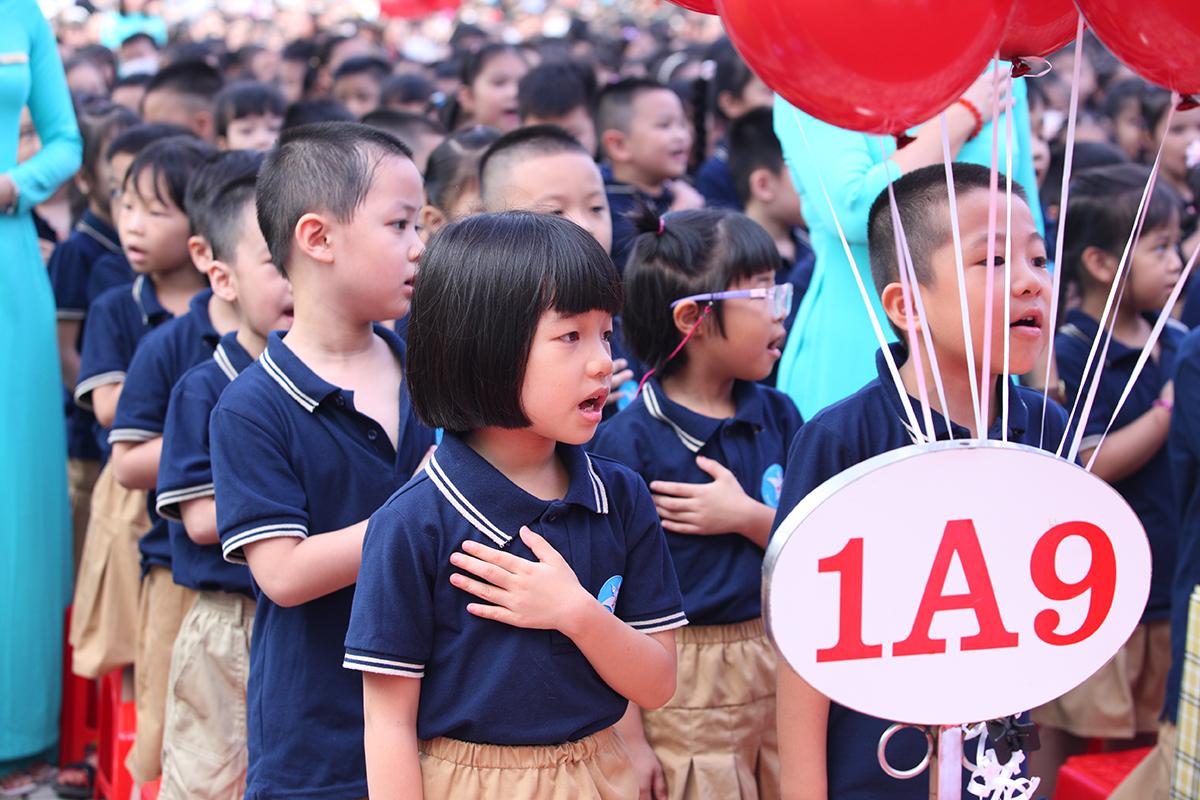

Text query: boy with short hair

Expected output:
[141,60,224,142]
[773,163,1069,799]
[154,168,293,800]
[596,77,703,271]
[361,108,445,173]
[213,80,286,151]
[518,62,597,157]
[210,121,436,798]
[332,55,391,119]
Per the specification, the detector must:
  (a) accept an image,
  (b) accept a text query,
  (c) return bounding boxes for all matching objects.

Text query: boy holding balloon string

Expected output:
[771,163,1069,799]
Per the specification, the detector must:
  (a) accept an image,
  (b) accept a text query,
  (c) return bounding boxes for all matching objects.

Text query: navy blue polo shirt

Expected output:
[591,377,802,625]
[1164,327,1200,723]
[770,344,1069,800]
[695,144,741,211]
[155,333,253,596]
[1055,309,1185,623]
[76,275,174,459]
[344,431,687,745]
[110,289,220,572]
[603,164,675,273]
[212,325,435,800]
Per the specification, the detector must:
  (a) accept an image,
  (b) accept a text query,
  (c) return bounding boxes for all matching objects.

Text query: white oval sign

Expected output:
[764,440,1151,726]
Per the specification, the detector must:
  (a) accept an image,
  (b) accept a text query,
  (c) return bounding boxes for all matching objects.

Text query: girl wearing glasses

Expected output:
[591,207,803,800]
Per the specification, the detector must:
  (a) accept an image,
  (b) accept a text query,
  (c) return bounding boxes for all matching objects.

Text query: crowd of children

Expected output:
[3,3,1200,799]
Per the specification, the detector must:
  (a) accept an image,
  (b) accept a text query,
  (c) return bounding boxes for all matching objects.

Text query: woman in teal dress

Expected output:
[773,66,1044,419]
[0,0,83,785]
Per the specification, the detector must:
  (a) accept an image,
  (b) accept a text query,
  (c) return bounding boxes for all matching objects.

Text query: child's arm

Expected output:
[58,319,81,388]
[650,455,775,548]
[778,663,830,800]
[1081,382,1173,483]
[111,437,163,490]
[362,674,423,799]
[614,703,667,800]
[90,382,122,428]
[451,527,678,709]
[179,497,218,545]
[241,520,369,608]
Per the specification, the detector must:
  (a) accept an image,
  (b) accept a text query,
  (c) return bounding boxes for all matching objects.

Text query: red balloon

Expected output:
[1076,0,1200,95]
[999,0,1078,61]
[664,0,718,14]
[379,0,459,19]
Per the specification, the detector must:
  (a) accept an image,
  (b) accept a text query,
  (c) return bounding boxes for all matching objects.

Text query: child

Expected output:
[418,125,499,241]
[361,108,446,173]
[332,55,390,119]
[344,211,687,798]
[141,60,224,142]
[518,61,597,156]
[1033,164,1186,796]
[444,43,528,132]
[773,163,1069,799]
[154,168,293,800]
[209,122,435,799]
[281,98,355,130]
[112,73,153,113]
[381,72,435,115]
[597,78,702,271]
[213,80,286,151]
[1104,78,1149,163]
[591,207,800,800]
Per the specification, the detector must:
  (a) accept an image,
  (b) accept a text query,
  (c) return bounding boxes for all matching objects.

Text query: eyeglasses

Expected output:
[669,282,794,320]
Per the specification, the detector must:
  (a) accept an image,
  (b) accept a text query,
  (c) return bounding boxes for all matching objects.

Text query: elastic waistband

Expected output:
[419,726,623,769]
[675,616,765,645]
[193,589,256,626]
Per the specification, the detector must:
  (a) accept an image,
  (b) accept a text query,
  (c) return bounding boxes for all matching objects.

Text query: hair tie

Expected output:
[657,217,666,236]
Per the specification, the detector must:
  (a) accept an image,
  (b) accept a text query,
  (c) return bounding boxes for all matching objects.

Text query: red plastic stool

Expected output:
[95,669,136,800]
[59,606,100,767]
[139,777,160,799]
[1055,745,1153,800]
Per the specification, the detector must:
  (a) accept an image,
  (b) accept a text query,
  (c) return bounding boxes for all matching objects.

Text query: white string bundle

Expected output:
[963,723,1040,800]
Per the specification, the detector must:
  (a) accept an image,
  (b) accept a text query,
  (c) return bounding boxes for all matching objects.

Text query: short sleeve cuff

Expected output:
[155,484,214,521]
[74,370,125,410]
[624,610,689,634]
[108,427,161,444]
[343,648,425,678]
[57,308,85,321]
[1079,434,1104,453]
[221,521,308,564]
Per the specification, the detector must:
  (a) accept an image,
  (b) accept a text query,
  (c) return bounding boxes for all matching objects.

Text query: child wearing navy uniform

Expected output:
[592,207,800,800]
[345,212,686,799]
[773,164,1069,800]
[210,122,434,800]
[155,169,292,800]
[1038,164,1186,796]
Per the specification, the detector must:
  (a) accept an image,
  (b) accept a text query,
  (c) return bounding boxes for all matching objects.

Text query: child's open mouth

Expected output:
[578,388,609,419]
[1009,310,1044,337]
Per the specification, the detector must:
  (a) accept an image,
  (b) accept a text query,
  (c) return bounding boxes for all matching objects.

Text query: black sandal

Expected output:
[51,761,94,799]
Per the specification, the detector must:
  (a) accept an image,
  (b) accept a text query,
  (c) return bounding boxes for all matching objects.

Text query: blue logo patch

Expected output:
[597,575,623,613]
[761,463,784,509]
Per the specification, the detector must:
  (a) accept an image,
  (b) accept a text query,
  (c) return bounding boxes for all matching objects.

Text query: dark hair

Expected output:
[1140,85,1176,138]
[518,62,590,120]
[361,108,446,143]
[1060,163,1182,295]
[144,59,224,102]
[281,38,321,98]
[407,212,622,432]
[333,55,390,83]
[214,81,286,137]
[727,107,784,206]
[120,32,157,51]
[381,73,435,109]
[448,23,487,50]
[1043,140,1127,212]
[711,39,756,120]
[423,126,499,212]
[185,150,264,241]
[113,72,153,91]
[596,77,669,139]
[441,44,526,130]
[124,136,217,211]
[105,123,194,162]
[623,207,777,378]
[478,124,589,202]
[79,103,139,185]
[867,163,1029,296]
[256,121,412,273]
[282,99,355,130]
[208,172,263,263]
[1104,78,1147,123]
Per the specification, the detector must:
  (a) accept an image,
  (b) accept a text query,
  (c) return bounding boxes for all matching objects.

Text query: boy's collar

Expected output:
[213,330,254,381]
[260,323,405,414]
[188,288,220,347]
[601,163,673,200]
[1061,308,1185,367]
[131,274,172,326]
[424,431,609,548]
[640,376,765,453]
[76,210,122,255]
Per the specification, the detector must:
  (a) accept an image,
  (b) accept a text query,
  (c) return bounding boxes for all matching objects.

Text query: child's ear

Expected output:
[74,170,92,197]
[418,205,445,245]
[457,85,476,115]
[207,258,238,304]
[295,213,335,264]
[600,129,630,163]
[748,167,776,204]
[194,110,217,143]
[879,281,920,339]
[671,300,709,339]
[187,235,212,273]
[1079,245,1117,285]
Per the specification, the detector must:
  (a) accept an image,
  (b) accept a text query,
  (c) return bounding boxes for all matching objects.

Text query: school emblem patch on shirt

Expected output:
[598,575,623,613]
[761,463,784,509]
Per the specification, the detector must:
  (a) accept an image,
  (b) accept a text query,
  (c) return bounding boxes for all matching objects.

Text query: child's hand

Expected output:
[650,455,765,537]
[626,735,667,800]
[667,179,705,212]
[449,528,594,632]
[607,358,635,407]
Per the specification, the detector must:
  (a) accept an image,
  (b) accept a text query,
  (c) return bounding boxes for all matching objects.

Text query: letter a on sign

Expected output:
[892,520,1019,657]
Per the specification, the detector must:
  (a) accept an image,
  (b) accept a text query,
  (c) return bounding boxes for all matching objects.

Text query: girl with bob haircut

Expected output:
[344,212,689,799]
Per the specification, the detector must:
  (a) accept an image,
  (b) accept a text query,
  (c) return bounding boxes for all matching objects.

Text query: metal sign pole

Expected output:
[934,725,963,800]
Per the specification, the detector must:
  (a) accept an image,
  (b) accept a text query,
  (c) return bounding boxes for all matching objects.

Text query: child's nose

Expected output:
[1010,257,1046,295]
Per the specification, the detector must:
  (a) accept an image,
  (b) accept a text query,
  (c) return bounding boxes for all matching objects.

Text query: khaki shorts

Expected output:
[67,457,100,581]
[1110,722,1174,800]
[126,566,197,783]
[641,617,779,800]
[159,590,256,800]
[68,462,146,678]
[419,726,637,799]
[1033,620,1171,738]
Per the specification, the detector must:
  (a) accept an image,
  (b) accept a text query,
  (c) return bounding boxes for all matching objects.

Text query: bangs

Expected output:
[539,247,624,319]
[1142,180,1183,235]
[717,214,783,286]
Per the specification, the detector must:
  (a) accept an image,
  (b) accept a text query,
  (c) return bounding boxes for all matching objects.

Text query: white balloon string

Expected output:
[981,57,1003,436]
[1061,101,1176,462]
[1038,13,1086,450]
[1002,74,1015,443]
[1085,239,1200,471]
[963,723,1041,800]
[789,106,924,439]
[941,114,985,435]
